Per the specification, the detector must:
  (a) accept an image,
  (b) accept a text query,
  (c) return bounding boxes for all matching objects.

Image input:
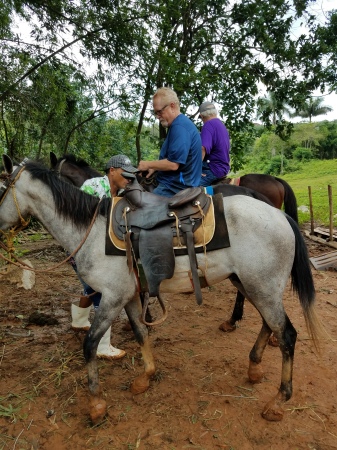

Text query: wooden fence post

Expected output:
[308,186,314,235]
[328,185,333,241]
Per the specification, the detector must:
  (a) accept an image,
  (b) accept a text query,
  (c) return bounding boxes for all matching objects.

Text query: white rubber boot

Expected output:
[71,304,91,331]
[97,326,126,360]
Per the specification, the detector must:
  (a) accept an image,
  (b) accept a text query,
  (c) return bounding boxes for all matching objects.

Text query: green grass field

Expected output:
[281,159,337,227]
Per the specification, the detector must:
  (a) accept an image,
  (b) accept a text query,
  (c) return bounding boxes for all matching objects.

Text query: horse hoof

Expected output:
[268,334,279,347]
[248,361,264,383]
[219,321,236,332]
[262,398,284,421]
[89,397,107,424]
[131,373,150,394]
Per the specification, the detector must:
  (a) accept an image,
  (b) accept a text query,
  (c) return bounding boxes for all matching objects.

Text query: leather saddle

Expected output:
[112,175,211,305]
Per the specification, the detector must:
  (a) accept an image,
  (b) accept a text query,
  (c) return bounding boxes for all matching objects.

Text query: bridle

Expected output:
[0,158,28,204]
[0,158,31,269]
[0,158,31,235]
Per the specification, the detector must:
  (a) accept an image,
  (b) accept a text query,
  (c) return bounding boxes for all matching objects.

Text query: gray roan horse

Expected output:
[49,152,281,333]
[0,155,321,424]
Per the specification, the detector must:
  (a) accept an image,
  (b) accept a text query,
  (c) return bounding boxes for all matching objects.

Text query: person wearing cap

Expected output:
[198,101,230,186]
[80,154,139,198]
[71,154,139,360]
[138,87,202,197]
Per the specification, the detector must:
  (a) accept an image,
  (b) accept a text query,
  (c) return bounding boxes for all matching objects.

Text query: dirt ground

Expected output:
[0,228,337,450]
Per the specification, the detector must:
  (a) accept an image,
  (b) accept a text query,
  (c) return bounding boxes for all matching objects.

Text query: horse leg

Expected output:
[84,317,112,424]
[262,315,297,421]
[248,319,272,384]
[224,279,279,346]
[219,290,245,332]
[124,295,155,394]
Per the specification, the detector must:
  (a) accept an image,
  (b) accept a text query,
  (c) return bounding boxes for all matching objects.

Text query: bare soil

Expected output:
[0,229,337,450]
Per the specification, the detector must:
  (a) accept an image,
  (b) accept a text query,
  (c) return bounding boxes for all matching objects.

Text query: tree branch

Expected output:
[0,28,104,102]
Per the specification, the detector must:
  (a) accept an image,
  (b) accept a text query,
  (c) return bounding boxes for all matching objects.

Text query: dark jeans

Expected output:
[68,256,101,309]
[199,161,219,187]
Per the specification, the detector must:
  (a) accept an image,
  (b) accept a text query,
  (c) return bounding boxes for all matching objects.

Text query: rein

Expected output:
[0,197,101,273]
[0,200,101,273]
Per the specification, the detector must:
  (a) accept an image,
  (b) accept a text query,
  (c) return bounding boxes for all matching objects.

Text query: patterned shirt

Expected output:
[80,175,111,199]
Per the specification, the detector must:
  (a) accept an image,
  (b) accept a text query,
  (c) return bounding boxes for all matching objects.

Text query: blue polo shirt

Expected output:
[156,114,202,193]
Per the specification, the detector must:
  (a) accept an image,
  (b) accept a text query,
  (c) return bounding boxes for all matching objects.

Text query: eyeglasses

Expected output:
[152,104,169,116]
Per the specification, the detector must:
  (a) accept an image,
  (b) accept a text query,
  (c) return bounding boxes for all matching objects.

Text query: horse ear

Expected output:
[50,151,58,168]
[2,154,13,175]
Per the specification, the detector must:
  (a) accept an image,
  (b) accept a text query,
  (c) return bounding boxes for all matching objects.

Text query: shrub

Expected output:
[266,155,288,175]
[293,147,313,161]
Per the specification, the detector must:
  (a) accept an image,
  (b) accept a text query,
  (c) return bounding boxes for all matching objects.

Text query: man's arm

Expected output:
[202,146,206,160]
[138,158,179,172]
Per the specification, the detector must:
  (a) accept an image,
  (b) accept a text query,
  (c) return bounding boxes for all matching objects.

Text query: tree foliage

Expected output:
[0,0,335,168]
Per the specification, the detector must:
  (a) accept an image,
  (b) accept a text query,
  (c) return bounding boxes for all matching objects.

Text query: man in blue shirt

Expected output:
[138,87,202,197]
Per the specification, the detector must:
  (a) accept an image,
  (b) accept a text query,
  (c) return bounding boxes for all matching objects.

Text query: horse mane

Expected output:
[25,161,109,228]
[59,154,102,177]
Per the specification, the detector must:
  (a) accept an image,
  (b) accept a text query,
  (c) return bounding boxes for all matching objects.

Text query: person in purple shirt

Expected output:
[198,101,230,187]
[138,87,202,197]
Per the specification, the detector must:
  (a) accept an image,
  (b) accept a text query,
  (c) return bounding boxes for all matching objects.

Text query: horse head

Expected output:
[49,152,102,187]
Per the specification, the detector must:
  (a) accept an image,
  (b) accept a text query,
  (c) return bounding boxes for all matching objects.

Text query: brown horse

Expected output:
[220,174,298,223]
[50,152,298,337]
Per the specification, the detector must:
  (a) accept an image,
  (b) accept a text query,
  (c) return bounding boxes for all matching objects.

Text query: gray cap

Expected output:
[199,101,216,114]
[105,154,139,173]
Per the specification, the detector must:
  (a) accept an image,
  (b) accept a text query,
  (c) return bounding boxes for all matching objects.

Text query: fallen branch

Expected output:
[202,391,258,400]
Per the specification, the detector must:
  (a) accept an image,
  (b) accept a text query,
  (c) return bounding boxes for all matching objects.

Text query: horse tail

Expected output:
[275,177,298,223]
[286,215,325,352]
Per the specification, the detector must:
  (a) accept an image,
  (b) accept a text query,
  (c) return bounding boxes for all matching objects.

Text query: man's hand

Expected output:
[138,160,150,172]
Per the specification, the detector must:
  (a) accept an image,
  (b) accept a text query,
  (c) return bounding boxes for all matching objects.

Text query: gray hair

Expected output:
[200,107,218,118]
[153,87,180,108]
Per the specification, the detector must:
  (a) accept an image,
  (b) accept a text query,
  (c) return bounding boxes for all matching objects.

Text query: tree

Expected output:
[292,97,333,123]
[0,0,147,160]
[129,0,335,168]
[316,121,337,159]
[0,0,335,169]
[256,93,292,126]
[288,122,322,152]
